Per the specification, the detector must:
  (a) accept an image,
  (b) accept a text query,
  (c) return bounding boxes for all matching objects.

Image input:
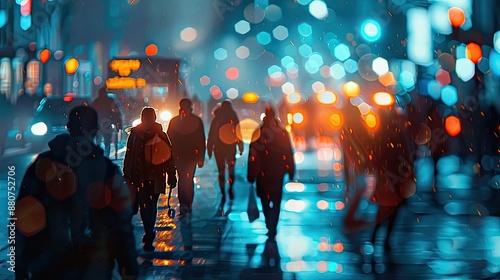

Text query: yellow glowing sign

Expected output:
[107,59,146,89]
[106,77,146,89]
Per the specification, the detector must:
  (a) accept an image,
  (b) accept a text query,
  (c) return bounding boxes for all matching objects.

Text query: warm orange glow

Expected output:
[109,59,141,74]
[466,42,482,64]
[242,92,259,104]
[365,113,377,128]
[39,49,51,64]
[445,115,461,136]
[16,195,47,236]
[145,44,158,56]
[333,242,344,253]
[335,201,345,210]
[448,7,466,28]
[316,91,337,105]
[372,91,395,107]
[378,71,396,86]
[333,162,343,171]
[329,113,342,128]
[65,58,79,75]
[235,118,260,144]
[343,81,360,97]
[106,77,146,89]
[287,92,301,104]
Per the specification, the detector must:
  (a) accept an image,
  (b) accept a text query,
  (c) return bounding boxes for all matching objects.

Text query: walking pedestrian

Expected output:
[207,100,243,205]
[247,106,295,239]
[123,107,177,252]
[167,98,206,219]
[15,105,138,279]
[90,87,123,158]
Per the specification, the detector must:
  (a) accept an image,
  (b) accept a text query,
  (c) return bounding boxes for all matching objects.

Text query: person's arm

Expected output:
[247,132,260,183]
[234,114,244,155]
[284,130,295,180]
[207,120,217,159]
[196,118,206,167]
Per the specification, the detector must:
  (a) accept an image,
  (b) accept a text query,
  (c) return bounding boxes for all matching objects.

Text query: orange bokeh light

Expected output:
[333,242,344,253]
[226,67,239,80]
[39,49,51,64]
[365,113,377,129]
[445,116,461,136]
[466,42,482,64]
[242,92,259,104]
[448,7,466,28]
[343,81,360,98]
[65,58,79,75]
[373,91,395,107]
[145,44,158,56]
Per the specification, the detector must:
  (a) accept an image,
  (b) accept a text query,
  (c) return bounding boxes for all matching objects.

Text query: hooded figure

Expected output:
[247,107,295,238]
[167,98,206,218]
[123,107,177,252]
[207,100,243,205]
[16,105,138,280]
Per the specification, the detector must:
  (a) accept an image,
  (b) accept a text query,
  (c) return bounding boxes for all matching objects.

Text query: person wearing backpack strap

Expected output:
[15,105,138,279]
[123,107,177,252]
[207,100,243,205]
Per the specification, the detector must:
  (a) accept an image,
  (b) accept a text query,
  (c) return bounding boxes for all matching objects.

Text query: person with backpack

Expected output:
[167,98,206,220]
[123,107,177,252]
[15,105,138,279]
[247,107,295,239]
[207,100,244,205]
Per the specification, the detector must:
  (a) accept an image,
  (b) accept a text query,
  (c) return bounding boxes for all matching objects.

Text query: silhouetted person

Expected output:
[15,88,36,148]
[167,98,206,220]
[91,87,123,158]
[247,107,294,238]
[15,105,138,279]
[123,107,177,252]
[207,100,244,205]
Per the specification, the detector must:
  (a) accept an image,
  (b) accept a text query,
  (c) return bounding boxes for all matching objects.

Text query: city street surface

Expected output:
[1,140,499,280]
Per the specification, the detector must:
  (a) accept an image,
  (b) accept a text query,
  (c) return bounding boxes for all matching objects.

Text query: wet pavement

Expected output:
[1,146,500,279]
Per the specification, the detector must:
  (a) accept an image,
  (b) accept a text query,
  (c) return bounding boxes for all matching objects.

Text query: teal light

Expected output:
[267,65,282,76]
[361,19,381,42]
[234,20,250,35]
[281,56,295,69]
[256,31,271,45]
[333,43,350,61]
[214,48,228,61]
[299,44,312,58]
[344,59,358,74]
[490,50,500,77]
[298,23,313,37]
[0,10,6,29]
[20,14,31,31]
[441,85,458,107]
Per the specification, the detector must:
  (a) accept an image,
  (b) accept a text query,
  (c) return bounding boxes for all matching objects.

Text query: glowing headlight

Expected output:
[31,122,48,136]
[132,118,141,127]
[159,110,172,121]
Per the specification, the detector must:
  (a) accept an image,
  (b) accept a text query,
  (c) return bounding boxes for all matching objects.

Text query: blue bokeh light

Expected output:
[440,85,458,107]
[214,48,228,61]
[234,20,251,35]
[256,31,272,45]
[361,19,381,42]
[334,43,350,61]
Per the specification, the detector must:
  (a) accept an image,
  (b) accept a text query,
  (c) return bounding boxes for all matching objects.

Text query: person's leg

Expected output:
[137,181,158,250]
[260,193,272,235]
[267,189,283,238]
[103,131,112,158]
[177,160,197,215]
[214,152,226,203]
[227,149,237,200]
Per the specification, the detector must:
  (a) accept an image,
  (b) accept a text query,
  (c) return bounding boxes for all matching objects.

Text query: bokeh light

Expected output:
[273,25,289,41]
[309,0,328,20]
[200,75,210,86]
[372,91,395,107]
[214,48,228,61]
[298,23,313,37]
[334,44,350,61]
[441,85,458,107]
[361,19,381,42]
[448,7,466,28]
[343,81,360,97]
[445,116,461,136]
[316,91,337,105]
[145,44,158,56]
[235,46,250,59]
[372,57,389,76]
[39,49,51,64]
[265,4,282,22]
[226,67,239,80]
[235,20,251,35]
[180,27,197,42]
[466,42,482,64]
[226,88,239,99]
[455,58,475,82]
[256,31,272,45]
[242,92,259,103]
[16,195,46,237]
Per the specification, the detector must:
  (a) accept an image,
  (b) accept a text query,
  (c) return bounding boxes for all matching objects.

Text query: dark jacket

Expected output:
[123,122,177,194]
[90,96,122,130]
[167,110,206,164]
[247,116,295,196]
[16,133,137,279]
[207,105,243,157]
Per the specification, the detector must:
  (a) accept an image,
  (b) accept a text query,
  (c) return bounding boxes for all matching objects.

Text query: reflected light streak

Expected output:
[284,199,306,212]
[285,182,306,192]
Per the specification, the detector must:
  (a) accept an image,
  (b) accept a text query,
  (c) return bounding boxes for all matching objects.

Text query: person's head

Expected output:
[221,100,233,111]
[67,105,99,138]
[140,107,157,129]
[179,98,192,116]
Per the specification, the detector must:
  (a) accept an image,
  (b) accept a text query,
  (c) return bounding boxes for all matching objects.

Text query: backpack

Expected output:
[144,134,172,165]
